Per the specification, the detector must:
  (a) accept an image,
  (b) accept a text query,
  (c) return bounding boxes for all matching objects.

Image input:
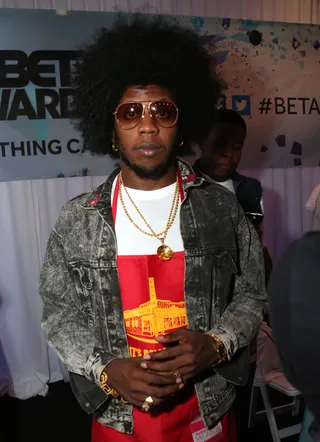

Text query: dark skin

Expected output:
[141,329,220,382]
[106,84,220,408]
[199,122,246,182]
[114,84,177,190]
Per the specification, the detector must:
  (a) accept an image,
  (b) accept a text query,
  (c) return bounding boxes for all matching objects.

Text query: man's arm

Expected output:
[208,215,267,360]
[39,229,117,387]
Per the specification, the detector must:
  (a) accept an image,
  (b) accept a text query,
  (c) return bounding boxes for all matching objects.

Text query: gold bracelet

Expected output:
[100,370,128,403]
[100,371,119,398]
[208,334,228,366]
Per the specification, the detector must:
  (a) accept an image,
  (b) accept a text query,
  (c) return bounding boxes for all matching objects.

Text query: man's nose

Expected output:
[138,111,159,135]
[221,144,234,158]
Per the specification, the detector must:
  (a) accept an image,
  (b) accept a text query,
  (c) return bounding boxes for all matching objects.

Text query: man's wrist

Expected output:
[100,368,119,398]
[100,361,128,403]
[207,333,228,366]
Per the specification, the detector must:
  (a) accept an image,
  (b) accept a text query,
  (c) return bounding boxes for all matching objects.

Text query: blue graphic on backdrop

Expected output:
[232,95,252,116]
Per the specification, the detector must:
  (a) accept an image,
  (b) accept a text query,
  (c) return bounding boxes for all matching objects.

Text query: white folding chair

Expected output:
[248,323,303,442]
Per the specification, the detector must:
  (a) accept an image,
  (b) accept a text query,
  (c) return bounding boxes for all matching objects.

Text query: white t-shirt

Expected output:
[111,178,183,255]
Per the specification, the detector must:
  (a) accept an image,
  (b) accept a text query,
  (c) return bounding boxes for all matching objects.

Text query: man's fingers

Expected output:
[141,355,193,374]
[143,343,190,361]
[156,328,188,345]
[134,369,176,386]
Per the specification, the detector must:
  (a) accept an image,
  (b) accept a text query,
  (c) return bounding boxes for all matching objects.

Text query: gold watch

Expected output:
[208,334,228,366]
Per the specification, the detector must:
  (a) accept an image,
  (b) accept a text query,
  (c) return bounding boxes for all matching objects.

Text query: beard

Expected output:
[119,144,178,180]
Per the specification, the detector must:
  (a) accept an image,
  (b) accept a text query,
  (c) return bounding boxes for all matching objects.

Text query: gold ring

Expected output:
[141,395,153,412]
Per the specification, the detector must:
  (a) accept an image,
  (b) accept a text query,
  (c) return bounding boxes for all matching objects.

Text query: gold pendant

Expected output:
[157,244,174,261]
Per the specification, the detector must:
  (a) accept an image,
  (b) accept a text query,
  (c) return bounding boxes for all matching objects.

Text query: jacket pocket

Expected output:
[68,261,95,327]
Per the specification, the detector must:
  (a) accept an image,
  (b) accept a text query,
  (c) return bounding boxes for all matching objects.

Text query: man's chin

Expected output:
[121,153,175,180]
[213,169,232,182]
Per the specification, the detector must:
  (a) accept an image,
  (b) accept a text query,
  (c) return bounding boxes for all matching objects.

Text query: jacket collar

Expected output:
[81,158,203,210]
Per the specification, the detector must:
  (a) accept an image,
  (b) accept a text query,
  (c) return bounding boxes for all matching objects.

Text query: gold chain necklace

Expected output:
[118,172,180,260]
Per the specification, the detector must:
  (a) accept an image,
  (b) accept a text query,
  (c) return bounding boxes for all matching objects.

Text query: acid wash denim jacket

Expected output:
[39,159,267,434]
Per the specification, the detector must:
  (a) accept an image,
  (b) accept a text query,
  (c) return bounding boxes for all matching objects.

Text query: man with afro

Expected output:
[39,13,266,442]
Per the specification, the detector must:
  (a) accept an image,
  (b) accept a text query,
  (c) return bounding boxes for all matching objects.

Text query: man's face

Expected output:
[114,85,179,180]
[200,122,246,182]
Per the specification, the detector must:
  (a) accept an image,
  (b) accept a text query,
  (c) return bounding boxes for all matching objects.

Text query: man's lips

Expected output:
[135,143,162,157]
[216,163,232,169]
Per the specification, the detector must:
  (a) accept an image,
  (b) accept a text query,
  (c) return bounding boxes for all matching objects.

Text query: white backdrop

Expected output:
[1,0,320,399]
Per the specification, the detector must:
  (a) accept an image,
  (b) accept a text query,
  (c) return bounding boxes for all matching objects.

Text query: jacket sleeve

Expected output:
[208,215,267,360]
[39,229,117,387]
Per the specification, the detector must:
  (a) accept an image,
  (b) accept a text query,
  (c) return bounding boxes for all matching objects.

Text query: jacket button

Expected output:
[195,318,204,331]
[112,296,118,304]
[105,250,114,259]
[117,339,126,348]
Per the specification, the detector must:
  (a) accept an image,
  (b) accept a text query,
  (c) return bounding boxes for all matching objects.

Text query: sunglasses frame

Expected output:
[114,100,179,130]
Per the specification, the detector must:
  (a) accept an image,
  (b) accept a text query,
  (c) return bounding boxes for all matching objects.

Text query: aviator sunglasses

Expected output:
[114,101,179,130]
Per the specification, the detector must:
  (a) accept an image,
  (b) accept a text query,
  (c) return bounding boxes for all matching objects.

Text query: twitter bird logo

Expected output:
[232,95,251,116]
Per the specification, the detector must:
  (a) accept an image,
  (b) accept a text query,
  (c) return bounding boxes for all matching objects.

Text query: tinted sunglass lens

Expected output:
[151,102,178,127]
[117,103,143,128]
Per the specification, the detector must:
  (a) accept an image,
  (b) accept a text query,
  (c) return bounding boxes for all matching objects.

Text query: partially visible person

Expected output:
[194,109,272,441]
[268,232,320,442]
[194,109,272,284]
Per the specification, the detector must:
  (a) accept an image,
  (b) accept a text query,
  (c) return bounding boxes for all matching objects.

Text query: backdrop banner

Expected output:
[0,9,319,181]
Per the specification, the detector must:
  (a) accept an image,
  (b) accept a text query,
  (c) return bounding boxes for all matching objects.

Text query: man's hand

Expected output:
[105,357,181,408]
[141,329,219,383]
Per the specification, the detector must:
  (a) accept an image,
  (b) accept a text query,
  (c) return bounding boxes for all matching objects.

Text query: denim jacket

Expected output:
[39,160,267,434]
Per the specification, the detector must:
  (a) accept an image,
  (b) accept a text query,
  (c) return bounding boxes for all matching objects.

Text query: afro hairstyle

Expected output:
[72,13,222,159]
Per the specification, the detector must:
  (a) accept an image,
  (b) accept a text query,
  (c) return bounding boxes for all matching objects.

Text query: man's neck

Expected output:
[120,164,177,190]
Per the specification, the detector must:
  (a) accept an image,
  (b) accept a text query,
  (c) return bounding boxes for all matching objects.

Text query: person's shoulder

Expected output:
[64,190,93,210]
[233,171,262,189]
[194,180,240,214]
[59,191,94,218]
[199,179,237,199]
[54,180,108,230]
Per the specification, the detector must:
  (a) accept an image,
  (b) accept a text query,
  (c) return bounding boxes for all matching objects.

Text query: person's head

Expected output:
[72,14,221,181]
[199,109,247,182]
